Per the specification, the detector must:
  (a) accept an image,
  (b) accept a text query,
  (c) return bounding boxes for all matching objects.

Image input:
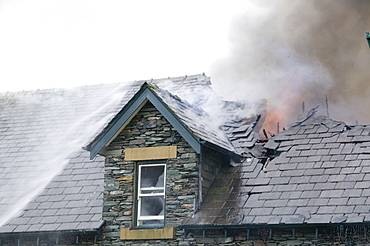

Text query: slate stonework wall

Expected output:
[201,146,229,201]
[100,101,200,245]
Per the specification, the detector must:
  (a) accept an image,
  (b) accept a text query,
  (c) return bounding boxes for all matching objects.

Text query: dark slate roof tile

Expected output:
[50,201,69,209]
[309,175,329,183]
[345,216,364,223]
[345,154,360,161]
[324,168,341,175]
[75,214,94,222]
[354,205,370,213]
[343,189,363,197]
[334,182,355,189]
[56,215,78,223]
[317,206,336,214]
[27,224,43,232]
[345,173,365,182]
[22,209,44,217]
[307,215,332,224]
[284,215,306,224]
[328,174,346,182]
[300,190,321,198]
[299,149,317,156]
[269,177,291,185]
[13,225,31,233]
[348,197,367,205]
[331,216,348,223]
[271,207,297,215]
[272,184,297,192]
[297,162,315,169]
[280,169,305,177]
[264,199,289,208]
[313,182,336,190]
[77,221,104,230]
[287,199,309,207]
[57,222,80,231]
[40,216,58,224]
[307,198,329,206]
[267,216,282,224]
[252,216,271,224]
[320,190,344,198]
[40,223,62,231]
[280,191,302,199]
[41,209,59,216]
[27,217,43,225]
[295,206,318,218]
[305,169,325,176]
[296,183,314,190]
[354,181,370,188]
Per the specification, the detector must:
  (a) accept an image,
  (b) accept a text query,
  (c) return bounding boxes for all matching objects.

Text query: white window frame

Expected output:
[136,162,166,227]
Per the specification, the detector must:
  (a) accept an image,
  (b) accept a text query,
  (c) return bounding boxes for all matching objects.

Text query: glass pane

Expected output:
[140,165,165,188]
[141,189,164,195]
[139,218,164,226]
[140,196,165,216]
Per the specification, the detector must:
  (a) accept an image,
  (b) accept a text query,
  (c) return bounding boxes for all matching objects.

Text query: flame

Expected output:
[260,107,286,138]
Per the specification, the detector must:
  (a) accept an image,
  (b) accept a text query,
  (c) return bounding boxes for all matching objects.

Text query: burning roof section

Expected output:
[0,74,262,234]
[184,113,370,227]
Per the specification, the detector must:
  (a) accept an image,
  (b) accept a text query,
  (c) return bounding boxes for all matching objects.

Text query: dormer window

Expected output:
[136,162,166,227]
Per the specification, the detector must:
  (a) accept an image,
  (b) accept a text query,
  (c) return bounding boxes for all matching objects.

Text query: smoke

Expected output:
[211,0,370,132]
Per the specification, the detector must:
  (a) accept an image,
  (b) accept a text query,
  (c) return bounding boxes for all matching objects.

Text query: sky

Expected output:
[0,0,249,92]
[0,0,369,128]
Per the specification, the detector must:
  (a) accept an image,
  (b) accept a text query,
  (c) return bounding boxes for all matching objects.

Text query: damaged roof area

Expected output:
[185,113,370,227]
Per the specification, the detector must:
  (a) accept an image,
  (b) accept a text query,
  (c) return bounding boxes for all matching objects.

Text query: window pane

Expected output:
[140,218,164,226]
[140,165,165,188]
[140,188,164,195]
[140,196,164,216]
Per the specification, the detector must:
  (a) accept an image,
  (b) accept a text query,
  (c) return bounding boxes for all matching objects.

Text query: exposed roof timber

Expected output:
[87,84,201,159]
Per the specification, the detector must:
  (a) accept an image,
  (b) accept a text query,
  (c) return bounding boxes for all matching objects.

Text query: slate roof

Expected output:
[0,74,261,234]
[185,113,370,227]
[149,80,263,155]
[0,82,136,233]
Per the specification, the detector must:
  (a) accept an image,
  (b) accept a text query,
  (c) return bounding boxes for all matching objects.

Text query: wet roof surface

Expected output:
[186,115,370,226]
[0,74,260,233]
[0,82,136,233]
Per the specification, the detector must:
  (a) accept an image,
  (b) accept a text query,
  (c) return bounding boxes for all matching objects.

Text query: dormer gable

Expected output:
[86,83,203,159]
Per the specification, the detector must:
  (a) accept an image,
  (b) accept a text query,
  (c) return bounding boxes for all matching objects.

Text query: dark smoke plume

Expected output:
[211,0,370,132]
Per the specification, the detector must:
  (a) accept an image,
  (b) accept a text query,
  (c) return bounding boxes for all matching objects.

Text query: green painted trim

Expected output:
[134,161,167,228]
[88,87,149,159]
[87,84,201,159]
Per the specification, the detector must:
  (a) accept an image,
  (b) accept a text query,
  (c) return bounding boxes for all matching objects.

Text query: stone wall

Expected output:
[200,146,229,201]
[100,101,200,245]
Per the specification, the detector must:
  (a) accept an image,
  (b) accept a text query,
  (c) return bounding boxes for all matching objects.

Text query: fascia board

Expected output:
[88,85,201,159]
[88,87,149,159]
